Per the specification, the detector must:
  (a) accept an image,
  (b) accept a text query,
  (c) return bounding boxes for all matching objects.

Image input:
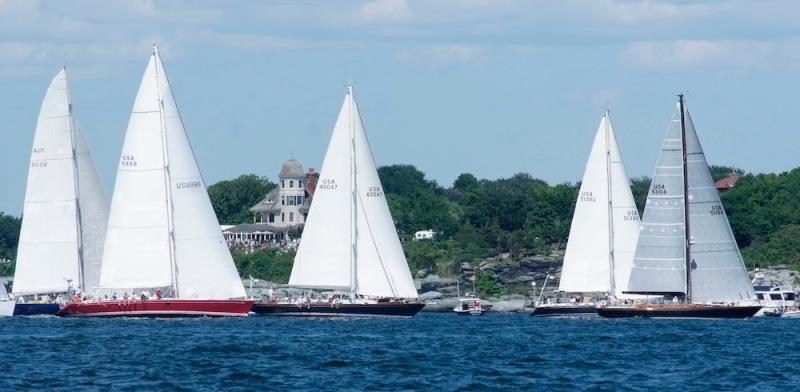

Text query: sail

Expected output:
[290,86,418,298]
[100,49,245,299]
[607,116,641,298]
[288,89,355,290]
[14,68,108,295]
[558,115,612,293]
[155,53,246,299]
[74,123,110,291]
[682,108,755,302]
[625,103,688,295]
[352,90,418,299]
[558,113,640,297]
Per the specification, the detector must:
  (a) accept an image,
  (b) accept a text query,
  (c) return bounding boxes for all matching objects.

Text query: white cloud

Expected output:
[359,0,411,22]
[394,44,485,67]
[621,39,800,72]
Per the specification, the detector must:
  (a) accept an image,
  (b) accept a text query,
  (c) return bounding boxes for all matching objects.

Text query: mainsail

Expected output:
[14,68,109,295]
[289,85,418,299]
[625,97,754,303]
[98,47,245,299]
[558,112,640,297]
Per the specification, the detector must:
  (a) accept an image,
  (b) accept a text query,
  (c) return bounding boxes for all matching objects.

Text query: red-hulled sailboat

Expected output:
[59,45,252,317]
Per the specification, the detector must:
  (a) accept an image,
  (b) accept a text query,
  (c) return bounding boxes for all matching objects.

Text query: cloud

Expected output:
[359,0,411,22]
[620,39,800,72]
[394,44,485,67]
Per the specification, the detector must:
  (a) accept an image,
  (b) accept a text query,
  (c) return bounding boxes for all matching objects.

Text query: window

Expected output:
[303,213,307,222]
[289,212,294,222]
[299,180,303,188]
[281,180,285,188]
[786,293,797,301]
[756,294,764,300]
[770,294,783,300]
[281,213,285,222]
[298,196,303,205]
[281,196,285,206]
[290,180,294,188]
[268,213,275,223]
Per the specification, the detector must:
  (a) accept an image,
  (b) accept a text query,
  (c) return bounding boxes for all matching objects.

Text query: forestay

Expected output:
[290,86,418,298]
[558,113,640,297]
[99,49,245,299]
[14,69,109,295]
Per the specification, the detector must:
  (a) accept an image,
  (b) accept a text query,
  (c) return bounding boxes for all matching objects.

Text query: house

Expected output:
[414,229,436,241]
[714,172,741,193]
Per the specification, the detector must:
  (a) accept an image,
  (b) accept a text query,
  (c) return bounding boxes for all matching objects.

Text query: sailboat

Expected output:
[597,95,761,319]
[58,46,252,317]
[252,85,424,317]
[13,68,109,316]
[532,111,640,316]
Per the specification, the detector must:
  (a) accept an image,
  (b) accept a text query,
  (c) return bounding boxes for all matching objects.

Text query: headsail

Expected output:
[558,113,639,297]
[14,68,109,295]
[289,86,418,298]
[99,48,245,299]
[626,98,755,302]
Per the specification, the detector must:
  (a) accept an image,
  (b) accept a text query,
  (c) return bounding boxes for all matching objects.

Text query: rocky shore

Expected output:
[242,262,799,314]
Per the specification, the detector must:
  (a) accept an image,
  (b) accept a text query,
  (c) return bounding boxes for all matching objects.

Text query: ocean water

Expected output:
[1,313,795,391]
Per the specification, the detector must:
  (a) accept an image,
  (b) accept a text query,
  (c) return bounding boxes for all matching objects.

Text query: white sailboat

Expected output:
[13,68,109,316]
[532,111,640,316]
[598,95,761,318]
[253,84,424,317]
[59,46,252,317]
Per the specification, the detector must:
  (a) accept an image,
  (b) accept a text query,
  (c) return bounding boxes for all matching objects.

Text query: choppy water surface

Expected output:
[0,314,795,391]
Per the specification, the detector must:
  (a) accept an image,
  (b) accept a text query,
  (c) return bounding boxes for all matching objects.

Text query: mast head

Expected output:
[346,80,354,97]
[152,42,160,57]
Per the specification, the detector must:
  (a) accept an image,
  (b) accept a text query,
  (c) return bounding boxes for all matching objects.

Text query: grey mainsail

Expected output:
[626,98,754,303]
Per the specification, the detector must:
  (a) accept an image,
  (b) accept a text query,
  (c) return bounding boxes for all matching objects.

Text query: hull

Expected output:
[0,300,14,317]
[14,303,61,316]
[57,299,253,317]
[454,309,484,316]
[597,304,762,319]
[252,302,424,317]
[531,303,597,317]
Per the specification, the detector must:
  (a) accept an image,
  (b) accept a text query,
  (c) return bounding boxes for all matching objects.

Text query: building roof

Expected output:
[250,188,280,212]
[714,172,741,190]
[222,223,279,234]
[279,158,305,179]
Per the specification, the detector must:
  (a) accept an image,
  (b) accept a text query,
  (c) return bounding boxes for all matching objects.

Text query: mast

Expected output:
[679,94,692,302]
[348,83,358,296]
[604,110,616,296]
[153,44,179,297]
[64,66,86,292]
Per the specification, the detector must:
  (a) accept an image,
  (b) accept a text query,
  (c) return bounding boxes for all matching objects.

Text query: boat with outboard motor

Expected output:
[59,46,251,317]
[13,67,109,316]
[597,95,760,319]
[252,85,422,317]
[532,112,641,317]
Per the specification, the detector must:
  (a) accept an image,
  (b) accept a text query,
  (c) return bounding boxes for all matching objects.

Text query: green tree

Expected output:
[208,174,276,224]
[232,248,294,283]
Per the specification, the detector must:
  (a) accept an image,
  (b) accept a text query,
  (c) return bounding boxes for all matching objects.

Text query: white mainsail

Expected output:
[14,68,109,295]
[289,85,418,299]
[558,112,640,297]
[98,47,245,299]
[626,98,755,303]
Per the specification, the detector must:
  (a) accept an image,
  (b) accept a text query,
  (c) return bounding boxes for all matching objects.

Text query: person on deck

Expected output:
[155,289,162,300]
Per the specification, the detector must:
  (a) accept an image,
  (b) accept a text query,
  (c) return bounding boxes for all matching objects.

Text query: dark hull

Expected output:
[58,299,253,318]
[252,302,425,317]
[597,305,762,319]
[531,304,597,317]
[14,303,61,316]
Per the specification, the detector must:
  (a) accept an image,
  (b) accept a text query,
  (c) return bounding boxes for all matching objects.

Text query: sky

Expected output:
[1,0,799,215]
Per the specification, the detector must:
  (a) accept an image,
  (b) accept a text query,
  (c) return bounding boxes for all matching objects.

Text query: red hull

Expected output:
[57,299,253,317]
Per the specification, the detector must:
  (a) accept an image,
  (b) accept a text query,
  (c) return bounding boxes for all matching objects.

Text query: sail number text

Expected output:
[366,186,383,198]
[579,191,596,202]
[710,204,725,216]
[121,155,138,167]
[651,184,667,195]
[176,180,202,190]
[32,147,45,153]
[319,179,338,190]
[623,210,639,221]
[31,160,47,168]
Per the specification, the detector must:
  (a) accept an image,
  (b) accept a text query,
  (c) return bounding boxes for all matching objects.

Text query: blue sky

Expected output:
[1,0,799,214]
